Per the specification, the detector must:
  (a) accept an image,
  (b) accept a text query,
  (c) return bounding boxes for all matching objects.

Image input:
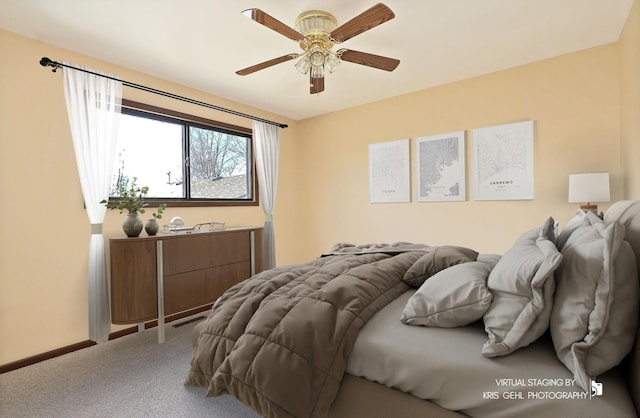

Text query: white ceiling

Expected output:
[0,0,634,120]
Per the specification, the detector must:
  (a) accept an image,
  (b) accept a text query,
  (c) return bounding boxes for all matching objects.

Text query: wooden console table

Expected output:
[109,227,263,342]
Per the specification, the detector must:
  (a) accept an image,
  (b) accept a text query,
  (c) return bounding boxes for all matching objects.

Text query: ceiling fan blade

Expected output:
[339,49,400,71]
[310,74,324,94]
[236,54,298,76]
[330,3,395,43]
[242,9,305,42]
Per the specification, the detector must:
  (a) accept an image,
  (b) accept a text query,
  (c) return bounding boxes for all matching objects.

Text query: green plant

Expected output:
[100,177,148,215]
[152,203,167,220]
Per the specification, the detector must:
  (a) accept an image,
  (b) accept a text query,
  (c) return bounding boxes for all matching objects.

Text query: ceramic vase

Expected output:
[122,213,143,237]
[145,218,160,236]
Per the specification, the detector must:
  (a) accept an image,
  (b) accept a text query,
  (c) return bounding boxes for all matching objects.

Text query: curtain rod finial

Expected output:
[39,57,60,72]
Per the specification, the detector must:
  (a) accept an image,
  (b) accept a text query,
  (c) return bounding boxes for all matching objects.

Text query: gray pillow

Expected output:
[482,217,562,357]
[550,211,639,390]
[556,209,587,250]
[402,246,479,287]
[401,254,499,328]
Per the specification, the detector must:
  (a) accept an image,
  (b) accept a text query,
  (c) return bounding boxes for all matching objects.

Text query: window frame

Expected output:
[112,99,258,207]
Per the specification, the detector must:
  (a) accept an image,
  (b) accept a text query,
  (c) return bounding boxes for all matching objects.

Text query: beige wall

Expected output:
[621,0,640,198]
[289,44,623,262]
[2,1,639,365]
[0,29,301,364]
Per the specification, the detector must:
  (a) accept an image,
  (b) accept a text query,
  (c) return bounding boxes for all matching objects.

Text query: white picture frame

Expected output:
[368,139,411,203]
[415,131,466,202]
[472,120,534,200]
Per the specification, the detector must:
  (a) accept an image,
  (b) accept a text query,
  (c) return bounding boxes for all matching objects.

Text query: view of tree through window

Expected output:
[189,126,251,199]
[108,105,254,205]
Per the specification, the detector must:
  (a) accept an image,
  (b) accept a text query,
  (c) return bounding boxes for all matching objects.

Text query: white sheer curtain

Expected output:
[63,62,122,343]
[253,121,281,270]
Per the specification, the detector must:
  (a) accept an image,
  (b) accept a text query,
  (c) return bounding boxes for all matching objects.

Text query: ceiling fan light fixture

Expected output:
[295,55,311,74]
[325,53,340,73]
[310,50,325,67]
[310,64,324,79]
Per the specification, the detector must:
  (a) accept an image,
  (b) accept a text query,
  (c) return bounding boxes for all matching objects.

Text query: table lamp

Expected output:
[568,172,610,213]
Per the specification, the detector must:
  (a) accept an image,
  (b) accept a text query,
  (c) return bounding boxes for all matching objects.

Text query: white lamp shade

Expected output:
[568,173,610,203]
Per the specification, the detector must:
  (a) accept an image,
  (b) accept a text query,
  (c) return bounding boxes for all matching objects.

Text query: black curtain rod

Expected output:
[39,57,288,129]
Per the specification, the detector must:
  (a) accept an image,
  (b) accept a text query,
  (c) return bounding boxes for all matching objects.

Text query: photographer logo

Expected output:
[591,380,603,397]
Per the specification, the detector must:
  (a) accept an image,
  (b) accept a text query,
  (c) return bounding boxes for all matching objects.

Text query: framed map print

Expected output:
[415,131,466,202]
[369,139,411,203]
[472,121,534,200]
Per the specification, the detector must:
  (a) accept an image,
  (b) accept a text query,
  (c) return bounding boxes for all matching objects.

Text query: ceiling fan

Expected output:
[236,3,400,94]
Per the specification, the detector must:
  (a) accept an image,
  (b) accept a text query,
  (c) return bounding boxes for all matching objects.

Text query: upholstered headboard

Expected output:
[603,200,640,413]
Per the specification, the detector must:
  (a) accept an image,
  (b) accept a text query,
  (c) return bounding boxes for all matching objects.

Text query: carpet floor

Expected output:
[0,316,260,418]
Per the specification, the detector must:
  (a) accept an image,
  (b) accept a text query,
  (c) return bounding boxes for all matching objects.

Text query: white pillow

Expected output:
[482,217,562,357]
[401,254,499,328]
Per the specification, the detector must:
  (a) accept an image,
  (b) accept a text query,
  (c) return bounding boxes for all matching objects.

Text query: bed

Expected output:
[186,200,640,418]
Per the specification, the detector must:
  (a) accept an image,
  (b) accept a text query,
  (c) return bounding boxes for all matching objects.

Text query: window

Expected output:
[108,100,257,206]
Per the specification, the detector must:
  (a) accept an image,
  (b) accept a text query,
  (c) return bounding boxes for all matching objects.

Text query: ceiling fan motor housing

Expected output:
[295,11,337,36]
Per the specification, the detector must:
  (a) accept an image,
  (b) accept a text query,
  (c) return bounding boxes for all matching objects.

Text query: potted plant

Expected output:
[144,203,167,236]
[101,177,149,237]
